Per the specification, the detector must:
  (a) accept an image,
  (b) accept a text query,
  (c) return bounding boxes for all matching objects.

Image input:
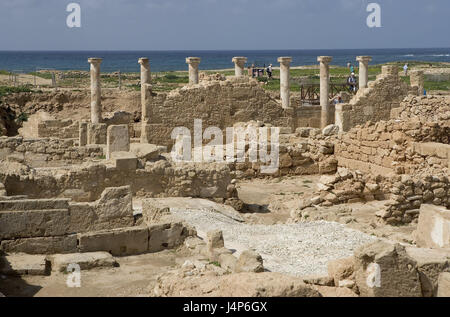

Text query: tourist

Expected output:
[350,64,355,74]
[403,63,408,76]
[347,73,357,92]
[334,96,343,104]
[267,64,273,79]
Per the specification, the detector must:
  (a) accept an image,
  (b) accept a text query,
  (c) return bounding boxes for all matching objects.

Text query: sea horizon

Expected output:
[1,48,450,73]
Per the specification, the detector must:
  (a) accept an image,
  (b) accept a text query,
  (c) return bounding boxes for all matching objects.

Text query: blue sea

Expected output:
[0,48,450,73]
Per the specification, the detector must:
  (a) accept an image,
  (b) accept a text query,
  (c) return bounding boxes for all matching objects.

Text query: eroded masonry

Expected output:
[0,55,449,297]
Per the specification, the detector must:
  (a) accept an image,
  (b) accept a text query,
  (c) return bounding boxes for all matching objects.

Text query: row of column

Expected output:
[87,55,375,130]
[317,55,372,128]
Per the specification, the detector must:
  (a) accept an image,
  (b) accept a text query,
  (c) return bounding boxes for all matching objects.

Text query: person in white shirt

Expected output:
[403,63,408,76]
[267,64,273,79]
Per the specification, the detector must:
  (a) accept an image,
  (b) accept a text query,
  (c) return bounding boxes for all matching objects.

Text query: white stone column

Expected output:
[88,58,103,124]
[232,57,247,77]
[356,56,372,89]
[140,83,153,144]
[277,57,292,109]
[318,56,333,129]
[186,57,201,85]
[138,57,151,85]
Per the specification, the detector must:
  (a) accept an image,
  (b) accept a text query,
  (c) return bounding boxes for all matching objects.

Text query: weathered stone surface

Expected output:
[218,253,238,272]
[0,235,77,254]
[416,204,450,249]
[0,254,50,276]
[148,222,191,253]
[354,241,422,297]
[130,143,165,162]
[406,247,450,297]
[49,252,118,272]
[142,197,244,225]
[153,271,321,297]
[327,257,354,286]
[110,151,137,170]
[235,250,264,273]
[78,226,149,256]
[0,208,70,239]
[87,123,107,145]
[106,125,130,160]
[437,272,450,297]
[206,230,224,249]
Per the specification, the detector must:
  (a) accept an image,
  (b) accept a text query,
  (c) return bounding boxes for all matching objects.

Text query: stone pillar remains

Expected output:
[318,56,333,129]
[88,58,103,124]
[356,56,372,89]
[186,57,201,85]
[79,122,88,147]
[107,125,130,160]
[410,70,425,95]
[232,57,247,77]
[140,83,153,144]
[138,58,151,85]
[381,65,399,78]
[277,57,292,109]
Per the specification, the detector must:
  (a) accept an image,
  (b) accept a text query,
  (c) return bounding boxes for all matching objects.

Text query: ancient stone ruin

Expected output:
[0,55,449,298]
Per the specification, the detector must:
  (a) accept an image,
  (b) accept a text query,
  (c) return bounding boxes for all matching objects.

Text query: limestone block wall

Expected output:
[1,159,235,204]
[0,186,135,254]
[0,136,103,166]
[143,77,293,147]
[335,119,450,176]
[335,66,416,132]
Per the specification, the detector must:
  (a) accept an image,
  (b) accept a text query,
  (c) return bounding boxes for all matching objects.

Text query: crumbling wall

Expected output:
[0,136,103,166]
[1,159,236,204]
[143,77,293,147]
[335,65,416,132]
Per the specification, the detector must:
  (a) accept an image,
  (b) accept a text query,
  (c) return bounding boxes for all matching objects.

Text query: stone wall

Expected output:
[143,77,293,147]
[1,158,237,205]
[335,119,449,176]
[335,66,416,132]
[0,136,104,167]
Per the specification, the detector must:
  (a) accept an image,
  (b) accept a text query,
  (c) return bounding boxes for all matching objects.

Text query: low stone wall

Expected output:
[391,95,450,124]
[0,136,104,166]
[0,186,135,254]
[1,158,237,204]
[335,119,449,176]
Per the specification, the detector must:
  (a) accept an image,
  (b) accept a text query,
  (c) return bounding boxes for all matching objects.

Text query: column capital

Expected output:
[356,56,372,63]
[277,57,292,65]
[88,58,103,65]
[232,56,247,64]
[186,57,201,65]
[317,56,332,64]
[138,57,149,65]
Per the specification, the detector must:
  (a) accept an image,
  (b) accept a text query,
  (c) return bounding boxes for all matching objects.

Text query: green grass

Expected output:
[0,70,10,75]
[157,73,189,84]
[0,86,33,98]
[28,72,53,80]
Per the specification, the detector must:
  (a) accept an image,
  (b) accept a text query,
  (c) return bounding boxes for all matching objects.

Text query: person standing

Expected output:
[403,63,409,76]
[267,64,273,79]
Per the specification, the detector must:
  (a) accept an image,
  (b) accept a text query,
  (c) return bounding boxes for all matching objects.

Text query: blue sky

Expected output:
[0,0,449,50]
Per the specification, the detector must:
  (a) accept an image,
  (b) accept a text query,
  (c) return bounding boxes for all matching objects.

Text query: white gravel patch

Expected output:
[171,208,377,277]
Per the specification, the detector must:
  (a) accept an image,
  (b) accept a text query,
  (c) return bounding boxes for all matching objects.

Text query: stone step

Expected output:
[0,199,70,211]
[0,254,50,276]
[48,252,118,272]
